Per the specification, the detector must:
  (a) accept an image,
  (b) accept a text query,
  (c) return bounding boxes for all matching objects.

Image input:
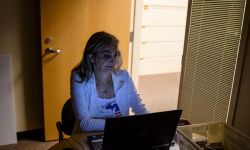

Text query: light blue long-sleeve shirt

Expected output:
[70,70,149,132]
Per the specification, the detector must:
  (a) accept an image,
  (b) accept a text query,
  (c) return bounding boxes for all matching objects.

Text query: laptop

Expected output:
[87,109,182,150]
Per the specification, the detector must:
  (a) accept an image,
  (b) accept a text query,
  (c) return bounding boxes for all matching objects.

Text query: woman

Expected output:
[71,31,149,133]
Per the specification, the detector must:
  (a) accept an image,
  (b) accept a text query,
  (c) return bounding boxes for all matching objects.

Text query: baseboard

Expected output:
[17,128,44,141]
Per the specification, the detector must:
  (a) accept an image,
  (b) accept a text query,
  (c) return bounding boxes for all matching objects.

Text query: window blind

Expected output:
[179,0,247,123]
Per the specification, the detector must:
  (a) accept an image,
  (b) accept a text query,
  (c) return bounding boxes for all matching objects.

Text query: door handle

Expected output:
[45,47,62,54]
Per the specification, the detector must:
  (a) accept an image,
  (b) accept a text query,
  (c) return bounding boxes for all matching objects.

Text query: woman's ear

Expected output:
[88,54,94,64]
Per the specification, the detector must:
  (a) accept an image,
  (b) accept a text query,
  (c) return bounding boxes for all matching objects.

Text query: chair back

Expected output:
[56,98,75,141]
[61,99,75,135]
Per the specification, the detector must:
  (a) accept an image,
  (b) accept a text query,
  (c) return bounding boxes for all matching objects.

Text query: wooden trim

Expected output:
[228,0,250,126]
[177,0,192,110]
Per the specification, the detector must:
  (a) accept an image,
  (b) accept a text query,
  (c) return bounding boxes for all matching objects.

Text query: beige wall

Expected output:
[233,28,250,137]
[0,0,43,131]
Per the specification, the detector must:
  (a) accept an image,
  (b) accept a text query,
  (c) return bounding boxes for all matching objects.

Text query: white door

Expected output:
[132,0,188,81]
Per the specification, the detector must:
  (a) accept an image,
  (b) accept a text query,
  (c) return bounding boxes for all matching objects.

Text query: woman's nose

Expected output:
[108,57,115,63]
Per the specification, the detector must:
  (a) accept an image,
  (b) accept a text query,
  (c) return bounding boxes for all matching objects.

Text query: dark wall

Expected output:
[0,0,43,131]
[233,28,250,137]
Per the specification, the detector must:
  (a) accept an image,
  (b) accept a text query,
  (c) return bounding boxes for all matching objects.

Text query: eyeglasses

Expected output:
[99,49,121,60]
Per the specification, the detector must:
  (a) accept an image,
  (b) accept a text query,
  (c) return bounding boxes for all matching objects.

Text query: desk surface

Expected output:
[50,132,180,150]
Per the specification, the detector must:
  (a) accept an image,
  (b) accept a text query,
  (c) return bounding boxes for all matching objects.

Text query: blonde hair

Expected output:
[72,31,122,82]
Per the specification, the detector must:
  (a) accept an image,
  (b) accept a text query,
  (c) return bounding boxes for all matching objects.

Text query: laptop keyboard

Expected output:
[87,134,104,150]
[91,140,103,150]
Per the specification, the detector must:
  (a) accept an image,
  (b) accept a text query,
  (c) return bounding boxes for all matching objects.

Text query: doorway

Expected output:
[131,0,188,112]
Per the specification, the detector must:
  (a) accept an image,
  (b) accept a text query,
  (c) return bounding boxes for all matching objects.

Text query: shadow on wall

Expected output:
[0,0,43,131]
[19,0,43,130]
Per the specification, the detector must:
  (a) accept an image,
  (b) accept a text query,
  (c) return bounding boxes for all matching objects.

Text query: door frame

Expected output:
[130,0,143,87]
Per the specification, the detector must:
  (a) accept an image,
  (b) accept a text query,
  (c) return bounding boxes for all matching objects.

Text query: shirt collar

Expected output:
[87,71,125,93]
[112,71,125,93]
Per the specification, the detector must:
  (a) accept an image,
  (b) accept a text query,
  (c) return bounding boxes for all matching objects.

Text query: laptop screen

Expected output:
[102,109,182,150]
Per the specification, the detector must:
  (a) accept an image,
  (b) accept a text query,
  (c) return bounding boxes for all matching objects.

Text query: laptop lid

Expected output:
[102,109,182,150]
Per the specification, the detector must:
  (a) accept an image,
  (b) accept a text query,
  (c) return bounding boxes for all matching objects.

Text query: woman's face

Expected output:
[91,44,120,73]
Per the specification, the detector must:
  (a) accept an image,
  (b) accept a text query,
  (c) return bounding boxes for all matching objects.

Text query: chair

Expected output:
[56,98,76,141]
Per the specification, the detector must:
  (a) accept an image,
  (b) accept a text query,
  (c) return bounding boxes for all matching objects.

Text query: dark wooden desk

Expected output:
[49,132,102,150]
[50,132,180,150]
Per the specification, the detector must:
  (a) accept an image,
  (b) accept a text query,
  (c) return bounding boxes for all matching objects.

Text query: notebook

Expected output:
[87,109,182,150]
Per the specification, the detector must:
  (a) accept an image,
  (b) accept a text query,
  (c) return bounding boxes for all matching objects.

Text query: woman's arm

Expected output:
[124,71,150,115]
[70,72,105,132]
